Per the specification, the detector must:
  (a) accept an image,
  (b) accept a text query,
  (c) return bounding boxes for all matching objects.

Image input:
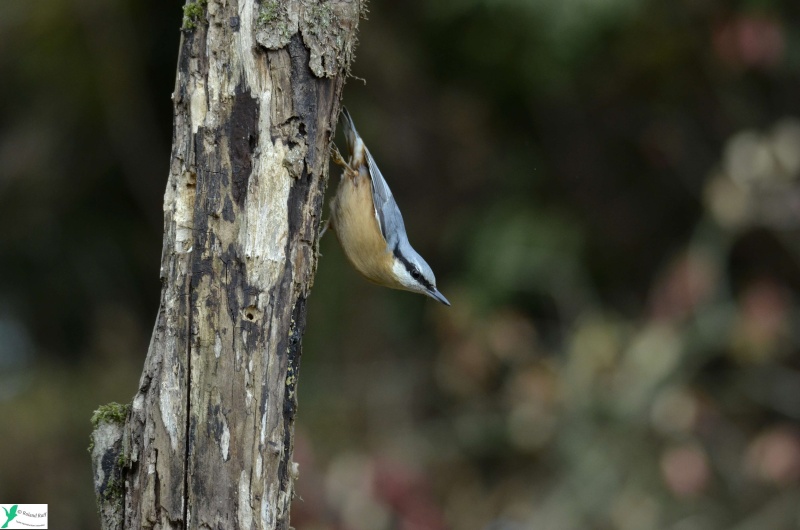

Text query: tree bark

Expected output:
[89,1,361,528]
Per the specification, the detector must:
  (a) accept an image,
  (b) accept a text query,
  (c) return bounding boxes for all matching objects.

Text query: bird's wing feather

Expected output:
[365,147,407,248]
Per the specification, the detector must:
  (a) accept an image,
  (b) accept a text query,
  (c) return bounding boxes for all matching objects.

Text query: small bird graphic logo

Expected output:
[1,505,18,529]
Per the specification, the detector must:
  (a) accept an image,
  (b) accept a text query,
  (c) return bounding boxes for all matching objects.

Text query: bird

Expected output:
[326,107,450,306]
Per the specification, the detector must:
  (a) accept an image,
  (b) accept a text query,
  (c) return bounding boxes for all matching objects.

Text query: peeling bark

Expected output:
[90,1,361,528]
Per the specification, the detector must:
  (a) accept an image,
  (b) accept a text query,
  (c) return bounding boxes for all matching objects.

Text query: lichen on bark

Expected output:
[255,0,363,77]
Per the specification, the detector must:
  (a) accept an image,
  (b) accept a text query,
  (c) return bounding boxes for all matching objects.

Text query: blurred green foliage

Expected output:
[1,0,800,529]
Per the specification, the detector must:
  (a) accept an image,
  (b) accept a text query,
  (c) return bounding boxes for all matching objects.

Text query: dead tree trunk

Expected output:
[89,1,361,528]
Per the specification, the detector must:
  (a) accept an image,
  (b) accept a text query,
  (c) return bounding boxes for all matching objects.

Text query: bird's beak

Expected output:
[429,288,451,306]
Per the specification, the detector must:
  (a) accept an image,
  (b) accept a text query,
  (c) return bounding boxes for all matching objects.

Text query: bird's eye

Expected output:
[410,269,421,280]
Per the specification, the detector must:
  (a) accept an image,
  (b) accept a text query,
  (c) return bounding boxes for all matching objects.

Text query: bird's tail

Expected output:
[340,106,360,153]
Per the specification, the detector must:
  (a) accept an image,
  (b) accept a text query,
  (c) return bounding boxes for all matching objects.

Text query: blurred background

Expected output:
[2,0,800,528]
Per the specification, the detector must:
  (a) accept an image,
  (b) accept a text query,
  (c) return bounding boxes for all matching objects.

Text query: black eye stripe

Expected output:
[393,246,434,291]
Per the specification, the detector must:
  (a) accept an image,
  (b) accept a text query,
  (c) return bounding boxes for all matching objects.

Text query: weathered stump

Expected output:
[89,1,362,528]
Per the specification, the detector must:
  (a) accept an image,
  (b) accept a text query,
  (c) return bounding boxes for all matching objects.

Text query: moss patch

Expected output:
[182,0,208,30]
[91,402,131,428]
[258,0,281,25]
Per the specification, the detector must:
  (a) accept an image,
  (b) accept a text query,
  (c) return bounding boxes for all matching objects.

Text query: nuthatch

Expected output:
[327,108,450,306]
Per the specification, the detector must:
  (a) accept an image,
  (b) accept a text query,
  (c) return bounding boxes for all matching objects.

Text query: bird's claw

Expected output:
[330,144,351,170]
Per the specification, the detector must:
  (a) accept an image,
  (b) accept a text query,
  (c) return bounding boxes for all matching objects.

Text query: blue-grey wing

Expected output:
[365,147,407,248]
